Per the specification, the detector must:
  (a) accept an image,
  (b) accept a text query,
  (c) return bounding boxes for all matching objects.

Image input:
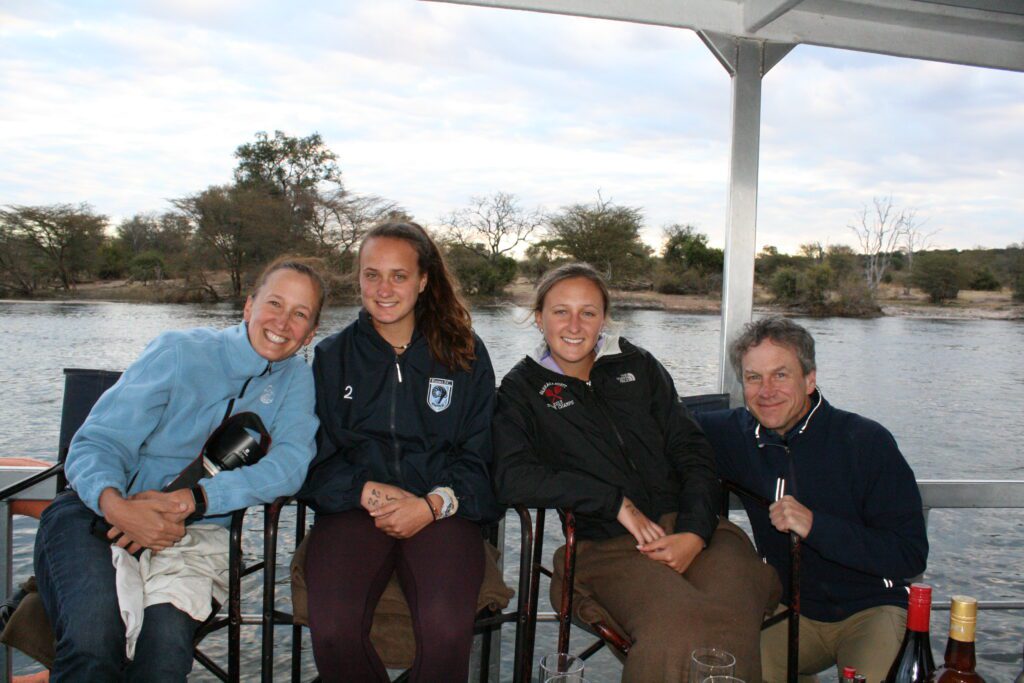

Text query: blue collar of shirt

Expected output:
[225,322,275,379]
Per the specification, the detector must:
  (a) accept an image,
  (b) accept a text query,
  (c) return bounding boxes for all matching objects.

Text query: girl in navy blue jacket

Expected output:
[298,221,500,682]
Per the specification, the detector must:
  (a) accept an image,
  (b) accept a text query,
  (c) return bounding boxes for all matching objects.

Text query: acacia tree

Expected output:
[0,204,106,290]
[441,192,542,263]
[173,185,292,297]
[662,224,723,273]
[0,220,45,294]
[309,188,402,271]
[901,217,938,293]
[234,130,344,242]
[545,194,651,284]
[848,196,918,291]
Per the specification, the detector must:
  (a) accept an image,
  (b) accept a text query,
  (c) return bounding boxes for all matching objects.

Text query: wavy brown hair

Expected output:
[359,221,475,372]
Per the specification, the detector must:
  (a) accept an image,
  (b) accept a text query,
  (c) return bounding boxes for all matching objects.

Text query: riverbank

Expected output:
[8,277,1023,320]
[499,280,1024,320]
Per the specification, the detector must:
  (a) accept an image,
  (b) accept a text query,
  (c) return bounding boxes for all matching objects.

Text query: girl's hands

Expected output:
[638,532,704,573]
[360,481,412,512]
[616,496,666,545]
[370,496,435,539]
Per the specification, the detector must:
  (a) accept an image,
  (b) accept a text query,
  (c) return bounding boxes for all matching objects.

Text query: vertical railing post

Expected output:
[0,500,11,683]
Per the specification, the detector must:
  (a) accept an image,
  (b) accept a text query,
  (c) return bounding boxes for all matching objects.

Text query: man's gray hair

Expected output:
[728,316,816,380]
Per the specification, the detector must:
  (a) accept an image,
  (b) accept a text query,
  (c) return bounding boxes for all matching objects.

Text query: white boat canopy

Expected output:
[425,0,1024,403]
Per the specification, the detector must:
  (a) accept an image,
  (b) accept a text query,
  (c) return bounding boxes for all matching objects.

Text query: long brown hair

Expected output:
[359,221,475,372]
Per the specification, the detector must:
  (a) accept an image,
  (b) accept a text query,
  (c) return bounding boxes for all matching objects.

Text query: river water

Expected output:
[1,301,1022,681]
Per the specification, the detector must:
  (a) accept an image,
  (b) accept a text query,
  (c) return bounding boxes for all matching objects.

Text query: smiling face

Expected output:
[536,276,606,380]
[359,236,427,342]
[741,339,817,435]
[243,268,319,363]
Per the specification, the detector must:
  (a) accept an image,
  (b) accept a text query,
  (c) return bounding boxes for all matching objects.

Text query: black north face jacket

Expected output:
[298,310,501,523]
[492,335,720,542]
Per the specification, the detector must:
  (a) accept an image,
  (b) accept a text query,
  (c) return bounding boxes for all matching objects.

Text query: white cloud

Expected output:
[1,0,1021,252]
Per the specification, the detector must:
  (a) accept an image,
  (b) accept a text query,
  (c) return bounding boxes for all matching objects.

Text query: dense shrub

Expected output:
[968,267,1001,291]
[912,252,962,303]
[768,267,799,302]
[129,251,166,283]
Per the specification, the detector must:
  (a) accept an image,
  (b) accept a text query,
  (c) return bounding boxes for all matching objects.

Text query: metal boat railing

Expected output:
[526,478,1024,627]
[0,469,1022,681]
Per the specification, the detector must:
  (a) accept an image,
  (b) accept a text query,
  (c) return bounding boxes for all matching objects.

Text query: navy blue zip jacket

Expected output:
[297,310,501,524]
[493,335,720,543]
[696,392,928,622]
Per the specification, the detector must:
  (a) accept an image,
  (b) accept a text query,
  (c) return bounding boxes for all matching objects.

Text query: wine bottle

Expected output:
[884,583,936,682]
[929,596,986,682]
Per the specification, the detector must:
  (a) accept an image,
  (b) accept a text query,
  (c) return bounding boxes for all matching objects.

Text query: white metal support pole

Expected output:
[699,33,792,406]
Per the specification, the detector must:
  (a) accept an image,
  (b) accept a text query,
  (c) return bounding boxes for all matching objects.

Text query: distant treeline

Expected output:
[2,132,1022,314]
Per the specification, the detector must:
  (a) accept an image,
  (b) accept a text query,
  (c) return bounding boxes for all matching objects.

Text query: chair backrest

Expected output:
[57,369,121,490]
[681,392,730,414]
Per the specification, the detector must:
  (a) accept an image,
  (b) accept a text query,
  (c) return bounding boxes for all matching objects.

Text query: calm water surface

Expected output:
[1,301,1022,681]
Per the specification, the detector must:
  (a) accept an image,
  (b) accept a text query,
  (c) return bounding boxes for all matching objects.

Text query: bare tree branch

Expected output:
[848,196,920,291]
[440,192,542,262]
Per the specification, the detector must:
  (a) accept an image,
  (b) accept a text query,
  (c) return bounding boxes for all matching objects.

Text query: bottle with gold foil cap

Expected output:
[929,596,986,682]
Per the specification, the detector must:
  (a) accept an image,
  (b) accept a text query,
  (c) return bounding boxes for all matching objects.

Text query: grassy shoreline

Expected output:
[6,277,1022,321]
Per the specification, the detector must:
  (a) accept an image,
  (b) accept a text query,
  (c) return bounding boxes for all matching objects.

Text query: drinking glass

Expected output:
[688,647,736,683]
[539,653,584,682]
[545,677,591,683]
[702,677,745,683]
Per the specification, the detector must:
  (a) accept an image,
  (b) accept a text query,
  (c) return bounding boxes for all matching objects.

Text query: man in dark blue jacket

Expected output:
[696,316,928,683]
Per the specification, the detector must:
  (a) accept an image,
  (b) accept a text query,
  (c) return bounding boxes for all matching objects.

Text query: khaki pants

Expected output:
[760,604,907,683]
[554,517,781,683]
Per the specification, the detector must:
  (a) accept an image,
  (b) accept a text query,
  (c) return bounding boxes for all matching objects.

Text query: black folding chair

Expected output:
[0,368,288,682]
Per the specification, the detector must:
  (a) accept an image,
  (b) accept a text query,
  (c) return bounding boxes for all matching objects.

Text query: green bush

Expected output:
[97,244,130,280]
[444,246,516,296]
[653,263,719,295]
[912,252,962,303]
[129,251,166,284]
[968,267,1001,291]
[768,267,799,302]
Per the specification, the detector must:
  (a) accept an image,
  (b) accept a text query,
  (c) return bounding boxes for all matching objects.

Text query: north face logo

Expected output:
[540,382,575,410]
[617,372,636,383]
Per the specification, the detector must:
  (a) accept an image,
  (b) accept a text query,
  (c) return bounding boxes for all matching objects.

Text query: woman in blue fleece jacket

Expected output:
[33,257,324,682]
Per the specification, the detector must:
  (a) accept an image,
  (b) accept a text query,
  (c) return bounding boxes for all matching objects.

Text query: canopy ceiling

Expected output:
[428,0,1024,72]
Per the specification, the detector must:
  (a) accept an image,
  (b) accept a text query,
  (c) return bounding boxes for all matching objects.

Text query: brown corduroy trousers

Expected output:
[553,516,781,683]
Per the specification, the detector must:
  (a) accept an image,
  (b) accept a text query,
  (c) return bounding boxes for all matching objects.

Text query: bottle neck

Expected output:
[944,637,977,672]
[907,598,931,632]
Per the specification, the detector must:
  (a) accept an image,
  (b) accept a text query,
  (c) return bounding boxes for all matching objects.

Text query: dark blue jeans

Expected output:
[33,491,200,682]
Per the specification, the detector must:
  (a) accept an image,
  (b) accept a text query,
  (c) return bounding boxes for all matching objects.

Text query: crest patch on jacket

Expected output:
[427,378,453,412]
[539,382,575,410]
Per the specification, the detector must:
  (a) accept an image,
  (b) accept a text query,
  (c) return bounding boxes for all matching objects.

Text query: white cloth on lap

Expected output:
[112,524,230,659]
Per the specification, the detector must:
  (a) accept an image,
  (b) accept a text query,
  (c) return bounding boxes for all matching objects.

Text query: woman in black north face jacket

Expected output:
[298,221,500,683]
[492,263,780,683]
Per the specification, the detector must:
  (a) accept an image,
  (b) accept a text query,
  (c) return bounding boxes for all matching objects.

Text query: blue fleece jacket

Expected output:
[65,322,318,525]
[696,392,928,622]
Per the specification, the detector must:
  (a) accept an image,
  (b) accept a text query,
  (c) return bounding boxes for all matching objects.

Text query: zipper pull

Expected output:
[395,361,403,383]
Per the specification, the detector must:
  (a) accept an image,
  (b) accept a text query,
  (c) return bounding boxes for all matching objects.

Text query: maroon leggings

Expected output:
[304,510,485,683]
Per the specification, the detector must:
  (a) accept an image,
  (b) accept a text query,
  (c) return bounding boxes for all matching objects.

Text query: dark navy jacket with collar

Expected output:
[696,391,928,622]
[297,310,501,523]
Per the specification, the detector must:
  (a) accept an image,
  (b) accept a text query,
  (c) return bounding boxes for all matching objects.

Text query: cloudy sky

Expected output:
[2,0,1023,254]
